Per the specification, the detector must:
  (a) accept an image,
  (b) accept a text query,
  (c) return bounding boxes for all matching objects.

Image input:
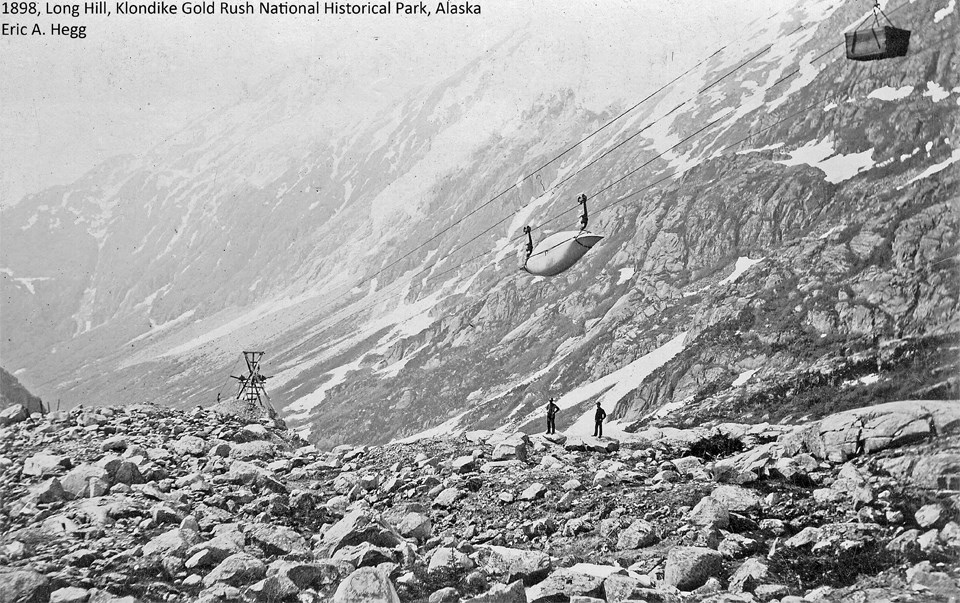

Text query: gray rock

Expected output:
[397,512,432,541]
[0,405,28,427]
[602,574,654,603]
[526,566,605,602]
[663,546,723,591]
[60,464,111,498]
[428,547,473,573]
[22,453,71,477]
[23,478,67,505]
[782,400,960,462]
[49,587,90,603]
[451,456,476,473]
[915,504,945,529]
[333,542,395,568]
[461,580,526,603]
[433,487,462,508]
[616,519,658,550]
[754,584,790,601]
[729,558,768,593]
[143,527,198,557]
[672,456,704,475]
[202,552,267,588]
[687,495,729,530]
[519,483,547,501]
[0,567,50,603]
[267,560,328,590]
[428,587,459,603]
[170,435,208,456]
[482,545,551,585]
[249,524,310,556]
[101,435,127,452]
[320,508,402,556]
[229,440,276,461]
[492,441,528,462]
[332,567,401,603]
[710,485,760,512]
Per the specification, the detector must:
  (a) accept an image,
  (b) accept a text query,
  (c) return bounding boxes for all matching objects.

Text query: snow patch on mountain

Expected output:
[285,356,365,418]
[719,257,765,285]
[934,0,955,22]
[125,310,197,346]
[923,81,951,103]
[732,368,759,387]
[617,267,636,285]
[903,148,960,186]
[868,86,915,101]
[511,332,687,430]
[737,143,785,155]
[775,139,875,183]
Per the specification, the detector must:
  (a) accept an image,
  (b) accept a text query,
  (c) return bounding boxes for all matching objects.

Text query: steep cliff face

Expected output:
[0,368,45,414]
[0,0,957,446]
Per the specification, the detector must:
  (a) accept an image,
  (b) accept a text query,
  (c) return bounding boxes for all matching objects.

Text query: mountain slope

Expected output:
[0,0,957,446]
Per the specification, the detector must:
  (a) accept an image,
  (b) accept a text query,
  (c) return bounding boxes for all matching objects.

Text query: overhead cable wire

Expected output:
[362,5,798,284]
[326,93,830,328]
[275,5,861,342]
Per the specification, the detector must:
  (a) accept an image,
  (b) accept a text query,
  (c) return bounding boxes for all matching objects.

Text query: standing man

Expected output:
[546,397,560,434]
[593,401,606,437]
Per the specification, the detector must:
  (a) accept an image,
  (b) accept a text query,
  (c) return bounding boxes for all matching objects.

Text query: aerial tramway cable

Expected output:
[263,1,914,354]
[331,93,832,327]
[365,6,802,284]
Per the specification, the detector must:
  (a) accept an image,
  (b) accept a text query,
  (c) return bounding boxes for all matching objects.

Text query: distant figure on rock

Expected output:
[545,397,560,434]
[594,401,606,437]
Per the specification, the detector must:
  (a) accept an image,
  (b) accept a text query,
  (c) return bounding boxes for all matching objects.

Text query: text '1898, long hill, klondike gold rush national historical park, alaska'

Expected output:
[1,0,481,41]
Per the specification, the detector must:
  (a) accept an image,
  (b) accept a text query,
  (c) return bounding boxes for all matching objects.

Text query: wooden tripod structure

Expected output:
[230,351,274,414]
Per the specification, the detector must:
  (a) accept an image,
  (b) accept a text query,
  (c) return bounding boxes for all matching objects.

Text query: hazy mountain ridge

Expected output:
[1,0,957,446]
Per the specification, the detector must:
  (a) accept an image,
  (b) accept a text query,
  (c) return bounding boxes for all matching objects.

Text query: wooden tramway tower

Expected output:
[231,351,276,417]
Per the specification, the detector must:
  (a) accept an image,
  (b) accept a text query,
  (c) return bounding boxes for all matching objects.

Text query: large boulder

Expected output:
[710,485,760,513]
[616,519,659,550]
[525,566,607,602]
[492,436,529,462]
[229,440,276,461]
[22,453,71,477]
[202,553,266,588]
[482,546,552,585]
[729,558,769,594]
[60,464,111,498]
[428,547,474,573]
[143,527,199,557]
[0,404,29,427]
[396,512,432,541]
[662,546,723,591]
[332,567,401,603]
[461,581,525,603]
[782,400,960,462]
[687,496,729,530]
[249,524,310,556]
[320,508,402,556]
[170,435,208,456]
[0,567,50,602]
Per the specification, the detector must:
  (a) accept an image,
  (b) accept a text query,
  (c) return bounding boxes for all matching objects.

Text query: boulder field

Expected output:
[0,400,958,602]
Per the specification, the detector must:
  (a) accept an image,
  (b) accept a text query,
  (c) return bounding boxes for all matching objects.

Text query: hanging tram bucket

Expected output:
[845,25,911,61]
[523,230,604,277]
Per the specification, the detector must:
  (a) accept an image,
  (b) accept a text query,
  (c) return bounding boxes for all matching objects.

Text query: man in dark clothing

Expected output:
[594,401,606,437]
[546,397,560,434]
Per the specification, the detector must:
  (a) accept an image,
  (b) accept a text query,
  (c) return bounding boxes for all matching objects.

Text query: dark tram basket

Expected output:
[845,26,911,61]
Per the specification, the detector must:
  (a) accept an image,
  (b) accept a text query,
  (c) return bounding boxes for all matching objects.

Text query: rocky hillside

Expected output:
[1,0,957,447]
[1,368,45,415]
[1,400,959,602]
